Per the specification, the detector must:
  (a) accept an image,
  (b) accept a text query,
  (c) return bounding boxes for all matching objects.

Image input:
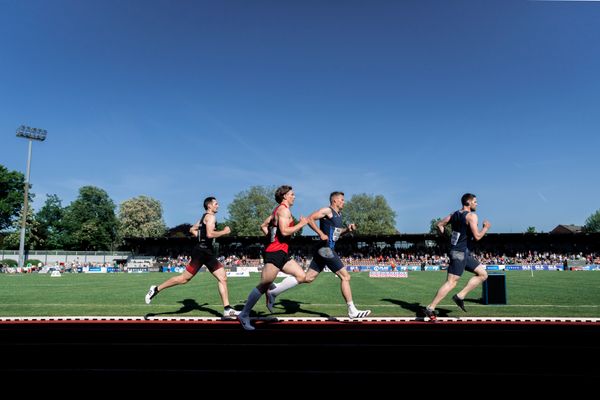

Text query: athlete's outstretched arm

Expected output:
[260,215,273,236]
[437,214,452,235]
[189,220,201,238]
[307,207,332,240]
[342,223,356,235]
[466,213,491,241]
[205,214,231,238]
[278,207,308,236]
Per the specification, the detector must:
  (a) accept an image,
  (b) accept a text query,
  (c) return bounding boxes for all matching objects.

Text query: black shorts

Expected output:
[186,245,222,275]
[264,250,290,270]
[309,247,344,273]
[447,249,480,277]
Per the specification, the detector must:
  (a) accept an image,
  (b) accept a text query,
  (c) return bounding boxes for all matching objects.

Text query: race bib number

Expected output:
[451,231,461,246]
[332,227,343,242]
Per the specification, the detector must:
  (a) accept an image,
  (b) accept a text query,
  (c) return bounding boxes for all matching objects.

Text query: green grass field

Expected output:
[1,271,599,318]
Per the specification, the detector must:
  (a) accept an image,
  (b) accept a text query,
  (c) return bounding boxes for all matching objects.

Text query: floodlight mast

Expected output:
[15,125,47,269]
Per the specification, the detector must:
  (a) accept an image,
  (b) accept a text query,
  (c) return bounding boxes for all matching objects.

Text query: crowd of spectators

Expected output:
[154,250,599,270]
[2,251,598,274]
[0,261,120,274]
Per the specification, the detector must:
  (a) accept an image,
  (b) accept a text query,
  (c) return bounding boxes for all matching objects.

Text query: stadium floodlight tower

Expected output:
[15,125,47,269]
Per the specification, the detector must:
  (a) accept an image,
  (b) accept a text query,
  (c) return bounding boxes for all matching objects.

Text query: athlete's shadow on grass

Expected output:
[381,298,452,320]
[272,299,334,320]
[144,298,224,319]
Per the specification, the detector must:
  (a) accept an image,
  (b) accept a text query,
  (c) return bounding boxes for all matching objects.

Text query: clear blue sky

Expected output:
[1,0,599,234]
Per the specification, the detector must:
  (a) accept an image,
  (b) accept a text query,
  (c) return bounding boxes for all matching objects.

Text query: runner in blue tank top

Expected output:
[265,191,371,319]
[424,193,491,322]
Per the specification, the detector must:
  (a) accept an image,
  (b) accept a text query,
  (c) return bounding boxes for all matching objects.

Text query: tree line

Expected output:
[3,163,600,251]
[0,164,398,251]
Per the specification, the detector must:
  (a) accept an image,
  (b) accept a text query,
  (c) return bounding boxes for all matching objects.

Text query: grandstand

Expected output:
[0,249,131,266]
[123,232,600,268]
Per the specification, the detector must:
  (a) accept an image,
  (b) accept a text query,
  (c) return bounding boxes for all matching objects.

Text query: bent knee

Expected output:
[257,282,271,293]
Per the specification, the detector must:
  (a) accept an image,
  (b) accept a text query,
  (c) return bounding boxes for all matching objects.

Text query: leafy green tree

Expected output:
[343,193,397,235]
[227,186,277,236]
[0,164,29,231]
[2,207,44,249]
[36,194,66,249]
[526,226,536,234]
[118,195,167,239]
[1,230,19,250]
[62,186,118,250]
[584,209,600,233]
[429,218,440,234]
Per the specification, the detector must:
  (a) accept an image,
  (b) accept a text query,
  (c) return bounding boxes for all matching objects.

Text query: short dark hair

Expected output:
[275,185,292,203]
[461,193,476,206]
[203,196,216,210]
[329,191,344,203]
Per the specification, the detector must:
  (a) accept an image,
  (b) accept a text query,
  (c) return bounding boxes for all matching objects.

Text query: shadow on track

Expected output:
[381,297,453,319]
[144,298,224,319]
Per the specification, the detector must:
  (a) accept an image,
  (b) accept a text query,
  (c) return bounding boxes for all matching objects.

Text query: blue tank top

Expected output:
[449,210,474,252]
[320,207,344,249]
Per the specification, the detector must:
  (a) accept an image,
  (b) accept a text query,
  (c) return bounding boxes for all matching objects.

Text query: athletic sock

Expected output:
[347,301,358,315]
[241,288,262,316]
[269,276,299,296]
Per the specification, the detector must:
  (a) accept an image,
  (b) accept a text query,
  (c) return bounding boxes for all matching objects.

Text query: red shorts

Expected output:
[186,245,223,275]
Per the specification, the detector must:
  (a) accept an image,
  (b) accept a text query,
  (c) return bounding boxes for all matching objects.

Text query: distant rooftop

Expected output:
[550,224,584,234]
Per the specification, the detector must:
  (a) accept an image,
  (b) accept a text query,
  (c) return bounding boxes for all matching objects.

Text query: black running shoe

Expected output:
[223,307,241,318]
[452,294,467,312]
[424,307,437,322]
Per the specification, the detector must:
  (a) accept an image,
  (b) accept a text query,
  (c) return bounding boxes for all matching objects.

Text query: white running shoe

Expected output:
[349,309,371,319]
[145,285,158,304]
[266,291,276,313]
[223,308,241,318]
[237,313,255,331]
